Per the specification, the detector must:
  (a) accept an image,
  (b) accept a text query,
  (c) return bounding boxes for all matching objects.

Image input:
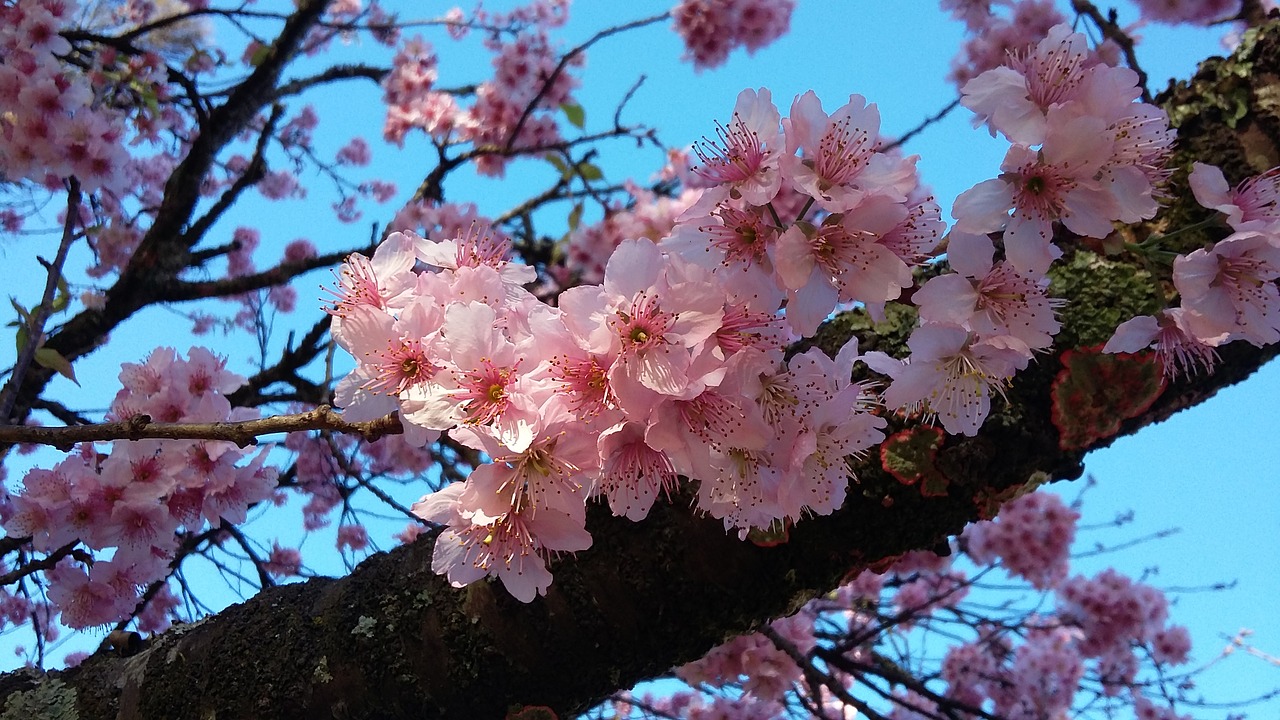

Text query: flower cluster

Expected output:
[963,489,1078,589]
[4,349,276,628]
[561,181,702,285]
[0,0,131,192]
[944,0,1068,88]
[1131,0,1238,25]
[671,0,795,70]
[331,83,980,598]
[955,23,1175,276]
[1105,162,1280,377]
[379,3,579,178]
[314,21,1268,614]
[848,23,1181,436]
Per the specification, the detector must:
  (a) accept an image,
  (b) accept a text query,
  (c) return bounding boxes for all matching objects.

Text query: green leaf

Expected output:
[249,44,271,67]
[34,347,79,386]
[567,203,583,232]
[51,274,70,313]
[15,323,29,356]
[560,102,585,129]
[544,153,570,180]
[746,519,790,547]
[576,162,603,182]
[9,297,30,324]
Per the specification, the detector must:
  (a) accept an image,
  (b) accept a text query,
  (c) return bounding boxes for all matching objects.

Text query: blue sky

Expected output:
[1,1,1276,714]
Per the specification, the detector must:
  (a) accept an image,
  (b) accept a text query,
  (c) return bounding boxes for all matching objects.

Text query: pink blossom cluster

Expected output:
[935,543,1194,720]
[946,625,1086,719]
[1058,568,1177,660]
[671,0,795,70]
[452,0,570,36]
[955,23,1175,277]
[389,199,498,243]
[330,85,999,599]
[863,231,1053,435]
[850,24,1182,436]
[944,0,1067,88]
[1105,162,1280,377]
[0,0,131,192]
[380,5,578,177]
[1132,0,1238,25]
[381,35,457,145]
[932,573,1194,718]
[461,28,579,177]
[3,348,277,628]
[962,489,1078,589]
[675,613,814,708]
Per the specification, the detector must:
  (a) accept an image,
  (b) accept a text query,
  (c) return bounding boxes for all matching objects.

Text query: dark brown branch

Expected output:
[228,316,334,409]
[271,63,390,101]
[0,542,80,587]
[159,247,361,302]
[882,97,961,153]
[1071,0,1153,103]
[177,104,283,249]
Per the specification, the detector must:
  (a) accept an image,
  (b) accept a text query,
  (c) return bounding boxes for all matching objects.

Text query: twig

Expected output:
[504,12,670,154]
[0,542,82,587]
[1071,0,1153,103]
[882,97,961,153]
[0,179,82,425]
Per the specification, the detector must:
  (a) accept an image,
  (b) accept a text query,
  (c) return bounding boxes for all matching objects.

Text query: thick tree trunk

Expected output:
[4,14,1280,720]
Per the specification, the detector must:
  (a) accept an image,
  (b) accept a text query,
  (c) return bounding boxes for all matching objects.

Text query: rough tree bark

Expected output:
[2,13,1279,720]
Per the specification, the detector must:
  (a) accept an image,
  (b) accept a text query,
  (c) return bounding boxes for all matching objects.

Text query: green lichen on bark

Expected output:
[0,679,77,720]
[1048,251,1163,348]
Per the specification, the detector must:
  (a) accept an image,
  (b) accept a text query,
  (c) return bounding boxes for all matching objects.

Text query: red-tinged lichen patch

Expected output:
[1050,346,1166,451]
[879,426,949,497]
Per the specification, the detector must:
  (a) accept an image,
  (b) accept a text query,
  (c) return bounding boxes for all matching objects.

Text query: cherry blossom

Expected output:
[1103,309,1222,379]
[914,230,1060,350]
[1190,161,1280,233]
[1173,231,1280,347]
[692,88,784,206]
[866,323,1030,436]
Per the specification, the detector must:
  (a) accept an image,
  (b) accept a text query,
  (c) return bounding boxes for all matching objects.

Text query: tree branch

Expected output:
[0,406,401,450]
[3,11,1280,720]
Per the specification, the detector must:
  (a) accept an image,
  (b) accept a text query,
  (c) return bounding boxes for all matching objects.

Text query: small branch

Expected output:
[882,97,961,153]
[761,625,889,720]
[1072,0,1153,103]
[271,63,389,101]
[503,12,670,153]
[0,180,82,425]
[29,398,92,427]
[221,523,276,589]
[0,542,81,587]
[159,246,362,302]
[228,316,333,408]
[178,104,283,248]
[0,406,402,450]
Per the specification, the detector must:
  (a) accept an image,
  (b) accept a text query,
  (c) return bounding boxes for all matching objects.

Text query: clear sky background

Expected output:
[1,1,1277,716]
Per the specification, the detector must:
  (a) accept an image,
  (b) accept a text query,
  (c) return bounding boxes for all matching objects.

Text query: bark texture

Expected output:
[4,14,1280,720]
